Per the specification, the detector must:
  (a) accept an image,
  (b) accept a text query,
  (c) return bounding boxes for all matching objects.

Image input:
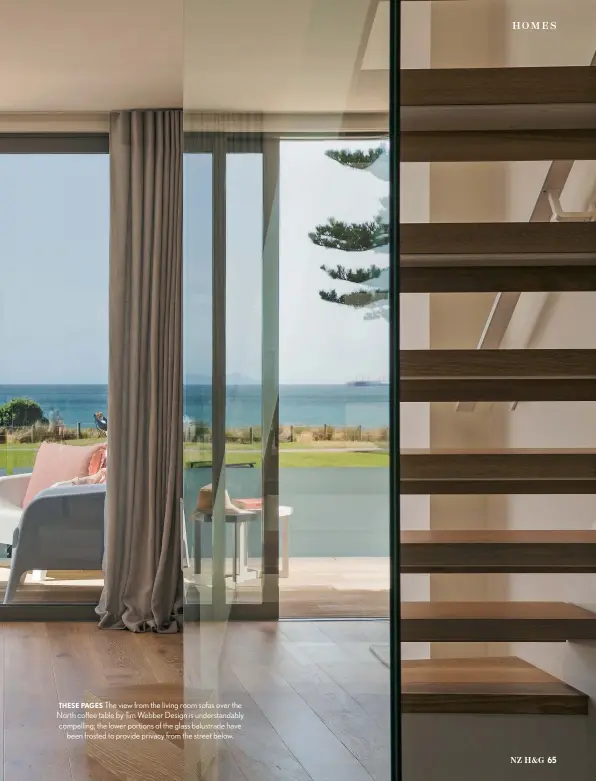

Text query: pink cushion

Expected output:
[22,442,104,508]
[88,443,108,476]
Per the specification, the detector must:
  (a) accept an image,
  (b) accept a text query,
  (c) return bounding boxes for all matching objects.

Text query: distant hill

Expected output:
[184,373,259,385]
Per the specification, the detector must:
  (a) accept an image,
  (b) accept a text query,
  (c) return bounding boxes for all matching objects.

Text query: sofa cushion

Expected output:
[88,442,108,476]
[22,442,103,508]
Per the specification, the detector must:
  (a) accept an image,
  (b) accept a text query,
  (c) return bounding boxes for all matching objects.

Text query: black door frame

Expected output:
[390,0,401,778]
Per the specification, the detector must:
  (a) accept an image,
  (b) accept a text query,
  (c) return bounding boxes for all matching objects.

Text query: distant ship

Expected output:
[346,379,388,387]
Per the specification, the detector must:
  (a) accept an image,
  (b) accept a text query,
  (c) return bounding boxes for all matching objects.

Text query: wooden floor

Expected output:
[0,558,390,619]
[0,619,390,781]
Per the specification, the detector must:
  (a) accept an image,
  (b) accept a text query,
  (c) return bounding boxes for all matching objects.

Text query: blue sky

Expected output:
[184,139,390,385]
[2,141,388,385]
[0,154,110,384]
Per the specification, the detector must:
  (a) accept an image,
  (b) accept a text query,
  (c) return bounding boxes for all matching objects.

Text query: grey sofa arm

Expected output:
[4,483,106,604]
[14,482,106,541]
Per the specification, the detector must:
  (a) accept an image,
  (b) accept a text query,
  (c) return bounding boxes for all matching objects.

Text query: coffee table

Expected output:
[191,504,293,583]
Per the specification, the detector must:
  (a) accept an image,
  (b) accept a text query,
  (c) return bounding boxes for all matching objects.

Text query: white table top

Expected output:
[194,505,293,522]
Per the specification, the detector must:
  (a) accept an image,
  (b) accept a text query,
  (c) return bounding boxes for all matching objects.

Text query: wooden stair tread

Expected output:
[401,349,596,402]
[402,67,596,108]
[402,529,596,544]
[401,656,588,715]
[401,383,596,403]
[399,223,596,292]
[401,67,596,160]
[400,377,596,403]
[401,447,596,454]
[401,448,596,472]
[402,601,595,620]
[401,602,596,642]
[401,129,596,162]
[401,263,596,293]
[401,350,596,377]
[400,222,596,259]
[401,449,596,495]
[401,530,596,573]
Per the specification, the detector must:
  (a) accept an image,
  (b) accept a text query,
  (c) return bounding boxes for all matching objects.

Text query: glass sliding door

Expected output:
[0,134,108,612]
[277,133,390,620]
[182,143,213,614]
[183,130,280,620]
[184,129,391,622]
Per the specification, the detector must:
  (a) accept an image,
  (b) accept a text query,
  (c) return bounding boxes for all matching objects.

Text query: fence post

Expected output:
[323,423,328,440]
[357,424,362,441]
[77,422,82,439]
[290,425,294,443]
[249,426,254,445]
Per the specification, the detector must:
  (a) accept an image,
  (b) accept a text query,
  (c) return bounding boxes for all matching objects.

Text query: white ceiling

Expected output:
[0,0,183,111]
[0,0,388,113]
[184,0,388,112]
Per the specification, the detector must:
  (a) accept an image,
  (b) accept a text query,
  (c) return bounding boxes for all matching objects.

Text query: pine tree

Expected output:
[310,145,389,320]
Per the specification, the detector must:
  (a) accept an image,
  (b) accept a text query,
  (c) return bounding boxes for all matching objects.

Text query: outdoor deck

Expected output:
[0,557,389,618]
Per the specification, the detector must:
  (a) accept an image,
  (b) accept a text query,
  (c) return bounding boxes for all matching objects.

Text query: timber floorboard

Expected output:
[0,621,389,781]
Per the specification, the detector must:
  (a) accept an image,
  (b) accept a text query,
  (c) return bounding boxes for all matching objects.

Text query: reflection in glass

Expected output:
[278,137,390,619]
[182,152,213,608]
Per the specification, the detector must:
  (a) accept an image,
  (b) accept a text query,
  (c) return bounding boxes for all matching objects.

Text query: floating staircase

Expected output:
[399,64,596,743]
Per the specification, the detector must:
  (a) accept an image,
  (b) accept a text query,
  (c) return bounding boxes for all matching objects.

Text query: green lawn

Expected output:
[186,444,388,468]
[279,451,388,468]
[218,449,388,468]
[0,440,389,471]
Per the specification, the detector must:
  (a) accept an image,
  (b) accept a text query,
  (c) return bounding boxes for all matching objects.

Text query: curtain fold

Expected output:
[97,109,183,632]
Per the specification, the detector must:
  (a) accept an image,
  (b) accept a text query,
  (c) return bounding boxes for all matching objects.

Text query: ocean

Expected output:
[0,384,389,429]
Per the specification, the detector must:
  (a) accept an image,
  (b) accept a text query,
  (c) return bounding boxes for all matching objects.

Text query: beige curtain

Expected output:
[97,110,183,632]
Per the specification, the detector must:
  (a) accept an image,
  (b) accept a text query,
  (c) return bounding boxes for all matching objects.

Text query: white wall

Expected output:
[426,0,509,659]
[400,291,430,663]
[502,294,596,696]
[503,0,596,240]
[403,711,592,781]
[504,0,596,67]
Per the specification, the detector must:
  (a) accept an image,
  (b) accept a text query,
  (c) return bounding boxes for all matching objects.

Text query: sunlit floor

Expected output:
[0,619,390,781]
[280,556,389,618]
[0,557,390,618]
